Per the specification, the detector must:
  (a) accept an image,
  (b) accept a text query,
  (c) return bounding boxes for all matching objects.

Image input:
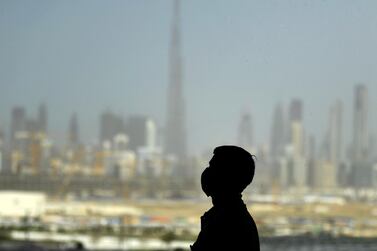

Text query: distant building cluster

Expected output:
[0,103,197,197]
[238,84,377,194]
[0,76,198,196]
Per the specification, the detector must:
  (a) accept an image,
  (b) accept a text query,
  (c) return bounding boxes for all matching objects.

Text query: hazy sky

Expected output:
[1,0,377,154]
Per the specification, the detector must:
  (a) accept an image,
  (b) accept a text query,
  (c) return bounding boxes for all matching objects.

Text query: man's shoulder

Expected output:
[193,206,260,251]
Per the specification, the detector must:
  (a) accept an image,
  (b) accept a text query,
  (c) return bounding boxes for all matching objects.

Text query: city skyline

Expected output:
[1,83,377,191]
[1,0,377,154]
[2,85,374,159]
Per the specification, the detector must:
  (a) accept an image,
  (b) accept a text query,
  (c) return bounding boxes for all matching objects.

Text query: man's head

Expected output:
[201,145,255,197]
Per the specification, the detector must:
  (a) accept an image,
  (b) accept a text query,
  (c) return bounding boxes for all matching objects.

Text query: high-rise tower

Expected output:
[68,113,79,147]
[270,103,285,160]
[99,111,125,145]
[165,0,187,160]
[270,103,286,187]
[288,99,307,187]
[353,84,368,161]
[38,103,47,134]
[237,111,253,150]
[289,99,304,157]
[10,107,26,150]
[351,84,370,187]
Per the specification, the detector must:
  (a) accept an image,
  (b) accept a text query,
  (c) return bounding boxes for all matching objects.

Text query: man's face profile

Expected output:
[201,154,227,197]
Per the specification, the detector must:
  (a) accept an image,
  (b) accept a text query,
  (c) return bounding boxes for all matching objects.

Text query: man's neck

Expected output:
[211,193,243,208]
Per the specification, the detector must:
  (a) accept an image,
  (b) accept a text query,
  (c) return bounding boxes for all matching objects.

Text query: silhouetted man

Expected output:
[191,145,260,251]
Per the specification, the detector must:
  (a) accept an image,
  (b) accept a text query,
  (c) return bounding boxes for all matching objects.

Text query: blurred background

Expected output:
[1,0,377,250]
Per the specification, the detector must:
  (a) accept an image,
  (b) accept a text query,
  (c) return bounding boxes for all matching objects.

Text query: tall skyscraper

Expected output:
[38,103,47,134]
[289,99,302,122]
[237,111,253,150]
[289,99,304,157]
[100,111,125,144]
[125,115,146,152]
[68,113,79,147]
[165,0,187,160]
[10,107,26,143]
[270,103,285,160]
[288,99,307,187]
[353,84,368,161]
[306,135,316,188]
[351,84,370,187]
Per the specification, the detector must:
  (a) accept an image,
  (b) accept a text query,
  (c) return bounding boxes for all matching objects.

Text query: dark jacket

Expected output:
[191,198,260,251]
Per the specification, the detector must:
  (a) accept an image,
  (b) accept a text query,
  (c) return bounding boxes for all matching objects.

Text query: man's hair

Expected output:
[212,145,255,193]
